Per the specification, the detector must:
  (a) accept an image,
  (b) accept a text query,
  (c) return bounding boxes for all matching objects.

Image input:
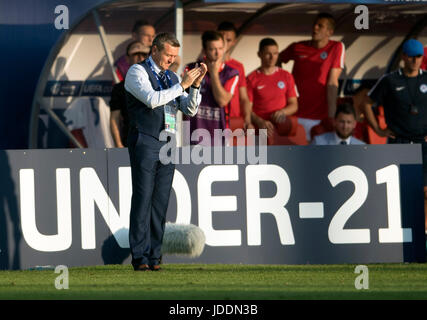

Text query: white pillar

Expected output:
[175,0,184,147]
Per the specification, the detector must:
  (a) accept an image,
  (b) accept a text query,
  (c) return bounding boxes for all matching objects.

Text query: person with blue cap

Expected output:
[363,38,427,243]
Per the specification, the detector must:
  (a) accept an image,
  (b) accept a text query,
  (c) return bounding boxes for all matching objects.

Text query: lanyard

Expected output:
[146,59,172,89]
[146,58,177,107]
[401,69,421,115]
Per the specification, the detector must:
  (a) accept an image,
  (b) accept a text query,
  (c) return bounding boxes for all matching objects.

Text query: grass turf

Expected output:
[0,263,426,300]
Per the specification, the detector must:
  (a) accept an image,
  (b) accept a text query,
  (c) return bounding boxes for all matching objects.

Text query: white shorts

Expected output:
[298,118,321,141]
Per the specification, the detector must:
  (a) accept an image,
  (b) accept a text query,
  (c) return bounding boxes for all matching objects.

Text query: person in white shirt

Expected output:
[312,103,365,145]
[124,32,207,271]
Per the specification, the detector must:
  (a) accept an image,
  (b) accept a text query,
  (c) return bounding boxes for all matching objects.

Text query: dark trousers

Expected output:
[127,130,175,266]
[388,137,427,186]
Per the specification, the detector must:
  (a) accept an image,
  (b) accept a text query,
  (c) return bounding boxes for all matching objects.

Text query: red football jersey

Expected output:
[225,58,247,118]
[279,40,345,120]
[246,67,298,120]
[421,46,427,70]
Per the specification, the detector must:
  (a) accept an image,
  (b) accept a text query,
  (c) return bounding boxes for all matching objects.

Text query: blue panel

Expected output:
[204,0,402,3]
[0,0,110,149]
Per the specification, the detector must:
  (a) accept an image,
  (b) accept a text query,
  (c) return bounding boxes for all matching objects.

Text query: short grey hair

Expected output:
[152,32,180,52]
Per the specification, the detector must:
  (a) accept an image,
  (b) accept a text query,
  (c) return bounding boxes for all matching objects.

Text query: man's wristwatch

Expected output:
[191,84,200,89]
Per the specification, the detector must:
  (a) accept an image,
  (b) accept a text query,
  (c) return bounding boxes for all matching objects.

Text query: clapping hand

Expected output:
[181,66,201,90]
[193,63,207,87]
[181,63,207,90]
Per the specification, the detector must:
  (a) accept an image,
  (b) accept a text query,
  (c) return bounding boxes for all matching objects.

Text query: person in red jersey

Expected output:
[247,38,298,145]
[421,46,427,70]
[279,12,345,141]
[217,21,254,130]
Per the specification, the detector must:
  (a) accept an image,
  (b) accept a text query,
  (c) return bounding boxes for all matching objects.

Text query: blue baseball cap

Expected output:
[402,39,424,57]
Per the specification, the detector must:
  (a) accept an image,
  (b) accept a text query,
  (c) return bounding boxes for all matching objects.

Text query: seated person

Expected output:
[312,102,365,145]
[246,38,298,145]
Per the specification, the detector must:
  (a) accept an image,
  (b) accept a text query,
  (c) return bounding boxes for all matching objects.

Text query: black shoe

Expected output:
[133,264,150,271]
[149,264,161,271]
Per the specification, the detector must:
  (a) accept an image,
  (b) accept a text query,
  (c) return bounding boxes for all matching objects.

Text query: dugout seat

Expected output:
[366,106,387,145]
[229,115,307,146]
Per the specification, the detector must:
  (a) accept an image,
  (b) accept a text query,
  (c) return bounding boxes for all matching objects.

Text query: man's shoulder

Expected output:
[293,40,311,47]
[350,136,366,145]
[420,69,427,79]
[328,40,344,47]
[223,63,240,78]
[124,63,150,92]
[375,71,399,85]
[282,41,308,53]
[311,132,334,145]
[315,132,335,143]
[277,68,293,78]
[226,58,244,69]
[323,40,345,57]
[128,62,146,73]
[246,68,261,81]
[114,54,127,66]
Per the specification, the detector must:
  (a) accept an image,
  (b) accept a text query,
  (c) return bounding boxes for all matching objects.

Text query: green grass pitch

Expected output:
[0,263,426,300]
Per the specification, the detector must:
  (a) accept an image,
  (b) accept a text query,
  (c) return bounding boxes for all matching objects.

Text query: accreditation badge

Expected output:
[164,105,176,134]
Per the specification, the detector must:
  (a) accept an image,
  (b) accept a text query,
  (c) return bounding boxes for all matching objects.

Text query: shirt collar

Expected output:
[219,63,225,72]
[148,55,162,74]
[334,132,351,145]
[258,66,279,75]
[398,68,423,76]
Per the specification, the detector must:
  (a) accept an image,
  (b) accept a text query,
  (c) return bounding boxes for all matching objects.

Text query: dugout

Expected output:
[27,0,427,149]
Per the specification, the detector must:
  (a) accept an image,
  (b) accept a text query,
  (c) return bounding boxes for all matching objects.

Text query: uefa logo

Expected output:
[50,83,61,96]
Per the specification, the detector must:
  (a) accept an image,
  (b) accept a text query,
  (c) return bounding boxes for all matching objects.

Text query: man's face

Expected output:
[151,42,179,71]
[335,112,356,139]
[204,39,225,62]
[312,18,333,42]
[133,25,156,46]
[258,45,279,68]
[402,53,423,73]
[219,30,237,54]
